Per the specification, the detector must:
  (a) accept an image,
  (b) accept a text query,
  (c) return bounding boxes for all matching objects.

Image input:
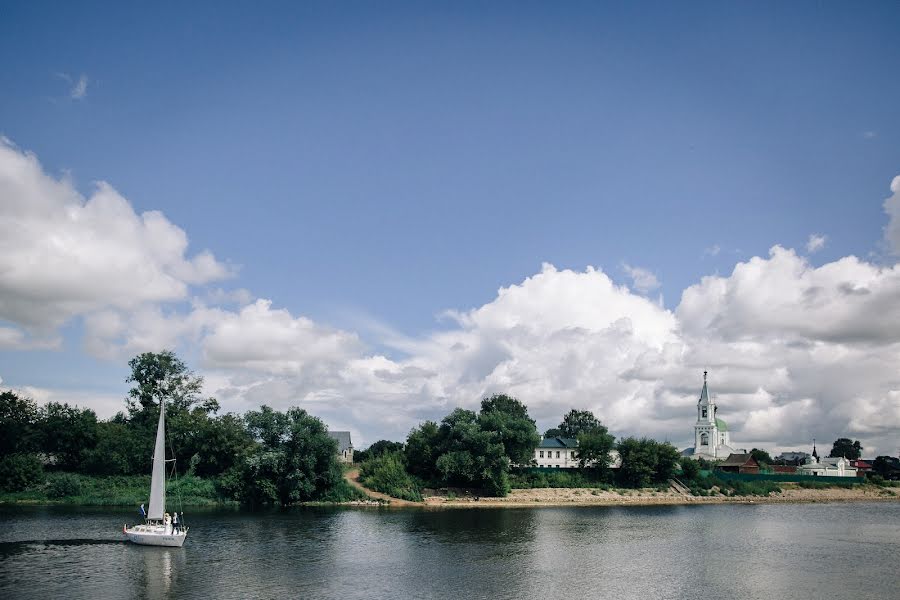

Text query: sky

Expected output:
[1,1,900,456]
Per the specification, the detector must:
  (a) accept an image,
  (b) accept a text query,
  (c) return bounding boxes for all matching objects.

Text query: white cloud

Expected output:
[703,244,721,257]
[71,74,88,99]
[622,263,661,294]
[0,138,232,347]
[885,175,900,255]
[806,233,827,254]
[863,131,877,139]
[54,72,89,100]
[3,138,899,455]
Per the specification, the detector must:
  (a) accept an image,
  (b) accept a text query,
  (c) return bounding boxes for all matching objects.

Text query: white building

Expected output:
[681,371,738,461]
[533,437,621,469]
[796,444,859,477]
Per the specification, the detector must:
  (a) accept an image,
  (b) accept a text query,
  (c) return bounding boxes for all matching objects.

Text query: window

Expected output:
[556,451,560,458]
[700,433,709,446]
[701,408,707,418]
[539,451,544,458]
[571,451,575,458]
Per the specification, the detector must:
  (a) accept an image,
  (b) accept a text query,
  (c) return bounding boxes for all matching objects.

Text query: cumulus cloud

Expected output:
[622,263,661,293]
[0,138,232,347]
[3,138,899,455]
[806,233,827,254]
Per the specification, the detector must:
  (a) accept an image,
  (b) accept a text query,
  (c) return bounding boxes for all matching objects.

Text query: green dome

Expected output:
[715,418,728,432]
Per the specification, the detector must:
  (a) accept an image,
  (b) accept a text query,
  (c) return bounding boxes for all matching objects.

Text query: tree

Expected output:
[556,409,603,438]
[0,391,41,456]
[576,429,616,471]
[543,427,564,438]
[617,437,681,488]
[478,394,540,466]
[236,406,341,506]
[125,351,206,418]
[405,421,441,482]
[750,448,773,467]
[0,453,43,492]
[40,402,98,471]
[679,457,700,480]
[829,438,862,460]
[355,440,404,464]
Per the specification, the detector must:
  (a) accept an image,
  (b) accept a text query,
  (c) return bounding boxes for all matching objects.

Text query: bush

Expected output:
[0,453,43,492]
[509,469,611,490]
[679,458,700,481]
[47,473,83,498]
[319,479,369,503]
[359,452,422,502]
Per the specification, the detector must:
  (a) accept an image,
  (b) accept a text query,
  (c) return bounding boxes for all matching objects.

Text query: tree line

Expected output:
[0,351,357,505]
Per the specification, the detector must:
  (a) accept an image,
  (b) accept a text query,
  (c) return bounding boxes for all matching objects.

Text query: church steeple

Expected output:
[697,370,715,424]
[812,439,819,461]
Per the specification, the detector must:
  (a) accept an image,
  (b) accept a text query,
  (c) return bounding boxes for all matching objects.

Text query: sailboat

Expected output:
[123,398,189,547]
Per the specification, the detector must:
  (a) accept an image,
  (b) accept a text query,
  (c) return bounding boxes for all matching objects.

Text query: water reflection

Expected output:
[1,503,898,600]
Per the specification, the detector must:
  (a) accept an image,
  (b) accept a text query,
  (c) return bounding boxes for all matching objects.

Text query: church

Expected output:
[681,371,739,461]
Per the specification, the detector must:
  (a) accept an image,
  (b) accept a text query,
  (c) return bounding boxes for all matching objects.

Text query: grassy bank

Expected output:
[0,473,230,506]
[0,471,370,506]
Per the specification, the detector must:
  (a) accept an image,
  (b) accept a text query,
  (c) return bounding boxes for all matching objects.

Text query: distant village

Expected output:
[330,371,900,483]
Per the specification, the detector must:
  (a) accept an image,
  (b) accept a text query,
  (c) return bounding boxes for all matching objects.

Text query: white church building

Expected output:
[681,371,740,461]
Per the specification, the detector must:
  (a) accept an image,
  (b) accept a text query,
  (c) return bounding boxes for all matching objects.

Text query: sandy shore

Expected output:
[420,484,900,508]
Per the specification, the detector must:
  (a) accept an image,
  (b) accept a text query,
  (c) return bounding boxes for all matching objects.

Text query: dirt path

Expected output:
[343,468,422,506]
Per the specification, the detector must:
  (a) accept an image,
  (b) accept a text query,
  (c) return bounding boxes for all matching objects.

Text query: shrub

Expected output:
[359,452,422,502]
[47,473,83,498]
[0,453,43,492]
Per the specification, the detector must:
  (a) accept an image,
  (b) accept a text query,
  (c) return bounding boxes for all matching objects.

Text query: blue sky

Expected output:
[2,2,900,451]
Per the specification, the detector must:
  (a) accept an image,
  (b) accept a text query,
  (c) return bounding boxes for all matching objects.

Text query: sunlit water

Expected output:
[1,502,898,599]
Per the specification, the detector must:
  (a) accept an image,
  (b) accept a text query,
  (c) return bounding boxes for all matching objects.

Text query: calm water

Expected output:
[1,502,898,599]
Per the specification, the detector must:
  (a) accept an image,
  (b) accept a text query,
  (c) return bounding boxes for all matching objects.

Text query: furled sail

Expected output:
[147,400,166,520]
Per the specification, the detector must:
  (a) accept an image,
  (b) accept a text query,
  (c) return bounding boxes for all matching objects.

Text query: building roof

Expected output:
[719,453,757,467]
[327,431,353,452]
[715,418,728,431]
[538,436,578,449]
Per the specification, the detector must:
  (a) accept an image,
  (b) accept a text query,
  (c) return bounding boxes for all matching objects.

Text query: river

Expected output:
[1,502,898,599]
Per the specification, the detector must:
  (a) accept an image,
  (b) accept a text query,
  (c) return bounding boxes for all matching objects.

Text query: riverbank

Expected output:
[420,483,899,507]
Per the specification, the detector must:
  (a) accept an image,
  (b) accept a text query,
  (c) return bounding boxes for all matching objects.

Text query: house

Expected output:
[717,453,760,474]
[532,437,622,469]
[797,456,858,478]
[328,431,354,463]
[850,460,872,476]
[534,437,579,468]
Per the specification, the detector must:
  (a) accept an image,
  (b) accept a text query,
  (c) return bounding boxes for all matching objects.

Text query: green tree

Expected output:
[125,351,206,418]
[81,421,133,475]
[0,453,43,492]
[617,437,681,487]
[355,440,404,463]
[556,409,603,438]
[679,457,700,480]
[478,394,540,466]
[359,451,422,502]
[237,406,341,506]
[40,402,99,471]
[404,420,441,482]
[0,391,41,456]
[543,427,564,437]
[576,429,616,472]
[828,438,862,460]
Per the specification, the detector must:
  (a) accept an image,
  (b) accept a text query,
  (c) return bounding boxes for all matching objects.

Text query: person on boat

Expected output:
[172,511,178,532]
[164,512,171,534]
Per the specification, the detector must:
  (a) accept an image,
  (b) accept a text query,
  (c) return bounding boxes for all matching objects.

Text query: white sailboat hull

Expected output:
[125,526,188,547]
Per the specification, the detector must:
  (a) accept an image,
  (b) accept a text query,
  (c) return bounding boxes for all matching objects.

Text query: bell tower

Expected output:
[694,370,720,457]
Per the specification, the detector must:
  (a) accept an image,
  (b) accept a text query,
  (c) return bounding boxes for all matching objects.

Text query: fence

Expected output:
[709,471,865,485]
